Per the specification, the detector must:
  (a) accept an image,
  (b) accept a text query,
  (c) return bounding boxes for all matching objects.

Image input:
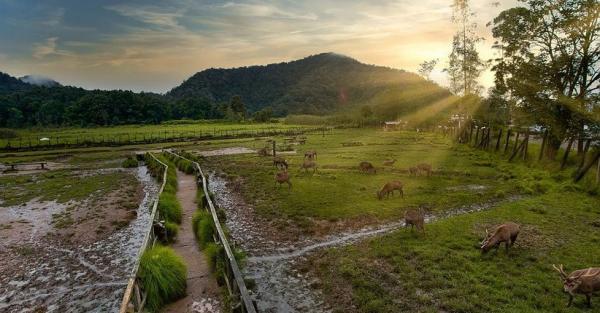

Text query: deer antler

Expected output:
[552,264,567,279]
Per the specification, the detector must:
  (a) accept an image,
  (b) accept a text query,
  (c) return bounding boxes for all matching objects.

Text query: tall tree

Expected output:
[418,59,439,81]
[492,0,600,159]
[446,0,486,96]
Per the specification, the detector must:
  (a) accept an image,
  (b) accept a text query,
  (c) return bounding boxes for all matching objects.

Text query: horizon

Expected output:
[0,0,519,93]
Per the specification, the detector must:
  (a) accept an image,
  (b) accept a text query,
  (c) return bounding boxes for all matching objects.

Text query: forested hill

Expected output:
[168,53,451,115]
[0,72,32,93]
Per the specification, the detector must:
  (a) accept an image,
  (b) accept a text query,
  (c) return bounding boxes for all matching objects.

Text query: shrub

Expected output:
[0,128,18,139]
[193,210,214,249]
[158,193,182,224]
[122,157,138,168]
[163,221,179,243]
[138,246,187,311]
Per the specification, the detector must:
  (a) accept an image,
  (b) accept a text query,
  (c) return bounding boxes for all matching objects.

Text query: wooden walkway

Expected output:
[163,171,221,313]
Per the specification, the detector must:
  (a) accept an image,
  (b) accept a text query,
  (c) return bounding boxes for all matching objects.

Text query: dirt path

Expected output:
[163,171,221,313]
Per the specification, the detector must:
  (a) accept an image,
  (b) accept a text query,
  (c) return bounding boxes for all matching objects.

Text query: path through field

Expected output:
[163,170,221,313]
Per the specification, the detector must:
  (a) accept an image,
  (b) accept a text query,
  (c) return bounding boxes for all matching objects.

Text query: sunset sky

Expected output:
[0,0,520,93]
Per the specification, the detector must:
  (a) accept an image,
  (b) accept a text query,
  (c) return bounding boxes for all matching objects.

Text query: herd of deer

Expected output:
[267,148,599,307]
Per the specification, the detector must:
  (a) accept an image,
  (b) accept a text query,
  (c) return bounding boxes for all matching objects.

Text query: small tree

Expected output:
[418,59,439,81]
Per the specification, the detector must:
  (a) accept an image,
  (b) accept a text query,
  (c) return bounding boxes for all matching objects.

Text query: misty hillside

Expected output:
[19,75,61,87]
[0,72,32,93]
[168,53,451,115]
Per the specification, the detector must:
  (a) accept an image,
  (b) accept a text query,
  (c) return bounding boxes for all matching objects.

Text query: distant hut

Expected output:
[383,121,402,131]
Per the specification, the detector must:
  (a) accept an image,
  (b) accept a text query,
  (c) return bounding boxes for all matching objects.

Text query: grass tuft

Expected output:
[139,245,187,311]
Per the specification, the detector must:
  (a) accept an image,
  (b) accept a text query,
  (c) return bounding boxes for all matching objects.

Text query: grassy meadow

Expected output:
[0,121,309,149]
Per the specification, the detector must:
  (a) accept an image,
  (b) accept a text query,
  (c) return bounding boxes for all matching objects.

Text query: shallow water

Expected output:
[0,166,159,312]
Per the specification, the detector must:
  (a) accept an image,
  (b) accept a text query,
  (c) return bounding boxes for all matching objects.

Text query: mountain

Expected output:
[0,71,32,93]
[19,75,61,87]
[167,52,451,116]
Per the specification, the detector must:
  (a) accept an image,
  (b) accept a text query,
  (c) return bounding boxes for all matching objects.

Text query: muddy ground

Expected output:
[0,166,158,312]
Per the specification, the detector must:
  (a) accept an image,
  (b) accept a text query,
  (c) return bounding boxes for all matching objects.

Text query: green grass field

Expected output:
[0,121,310,149]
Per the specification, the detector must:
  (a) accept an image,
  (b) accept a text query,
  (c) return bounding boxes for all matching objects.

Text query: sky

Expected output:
[0,0,520,93]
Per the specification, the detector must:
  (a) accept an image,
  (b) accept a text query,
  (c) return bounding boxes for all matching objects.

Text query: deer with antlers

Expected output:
[304,150,317,160]
[359,161,377,174]
[377,180,404,200]
[273,157,288,170]
[553,264,600,307]
[480,222,520,254]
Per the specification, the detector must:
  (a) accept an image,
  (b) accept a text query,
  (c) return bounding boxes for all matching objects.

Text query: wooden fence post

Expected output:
[522,130,529,161]
[574,150,600,182]
[272,140,276,157]
[538,129,548,161]
[512,132,520,155]
[560,137,575,170]
[504,129,511,153]
[578,139,591,170]
[495,128,503,151]
[474,127,480,146]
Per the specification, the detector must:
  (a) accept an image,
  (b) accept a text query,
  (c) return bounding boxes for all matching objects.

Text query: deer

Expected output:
[377,180,404,200]
[300,160,317,173]
[553,264,600,308]
[383,159,396,166]
[359,161,377,174]
[416,163,432,176]
[404,208,425,233]
[480,222,520,254]
[273,157,288,170]
[257,147,268,157]
[408,166,418,176]
[304,150,317,160]
[274,171,292,189]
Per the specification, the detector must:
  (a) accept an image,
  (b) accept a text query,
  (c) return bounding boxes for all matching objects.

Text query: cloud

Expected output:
[105,4,184,30]
[32,37,72,59]
[219,2,317,20]
[43,7,65,27]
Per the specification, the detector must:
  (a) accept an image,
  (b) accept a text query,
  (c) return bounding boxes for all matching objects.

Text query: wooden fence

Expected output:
[456,122,600,183]
[165,150,257,313]
[119,153,168,313]
[0,126,332,152]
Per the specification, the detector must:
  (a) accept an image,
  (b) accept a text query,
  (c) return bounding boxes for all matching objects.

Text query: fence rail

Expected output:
[119,153,168,313]
[165,150,256,313]
[0,126,332,152]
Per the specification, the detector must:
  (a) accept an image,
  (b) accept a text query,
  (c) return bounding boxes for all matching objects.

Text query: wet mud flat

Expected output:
[0,166,159,312]
[207,171,523,312]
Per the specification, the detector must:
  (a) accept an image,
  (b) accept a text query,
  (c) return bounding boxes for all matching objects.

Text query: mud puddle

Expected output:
[207,171,523,313]
[0,166,159,312]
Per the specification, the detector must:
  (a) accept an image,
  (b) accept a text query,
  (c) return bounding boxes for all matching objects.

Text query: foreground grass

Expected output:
[307,191,600,313]
[139,245,187,312]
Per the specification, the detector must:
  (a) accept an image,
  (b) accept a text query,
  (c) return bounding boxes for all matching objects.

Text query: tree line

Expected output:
[0,85,275,128]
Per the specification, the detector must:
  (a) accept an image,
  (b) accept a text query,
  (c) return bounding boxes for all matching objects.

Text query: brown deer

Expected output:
[273,157,288,170]
[480,222,520,254]
[304,150,317,160]
[257,147,268,157]
[408,166,418,176]
[553,264,600,308]
[383,159,396,166]
[274,171,292,189]
[416,163,432,176]
[300,160,317,173]
[359,161,377,174]
[377,180,404,200]
[404,209,425,233]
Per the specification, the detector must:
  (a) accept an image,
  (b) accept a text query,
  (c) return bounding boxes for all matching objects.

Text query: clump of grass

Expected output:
[122,157,138,168]
[163,221,179,243]
[158,193,182,224]
[138,246,187,311]
[192,210,214,249]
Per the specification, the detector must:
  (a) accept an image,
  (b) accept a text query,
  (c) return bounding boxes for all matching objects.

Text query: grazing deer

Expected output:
[300,160,317,173]
[553,264,600,307]
[304,150,317,160]
[416,163,432,176]
[359,161,377,174]
[257,147,268,157]
[274,171,292,189]
[480,222,520,254]
[404,208,425,233]
[377,180,404,200]
[408,167,418,176]
[273,157,288,170]
[383,159,396,166]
